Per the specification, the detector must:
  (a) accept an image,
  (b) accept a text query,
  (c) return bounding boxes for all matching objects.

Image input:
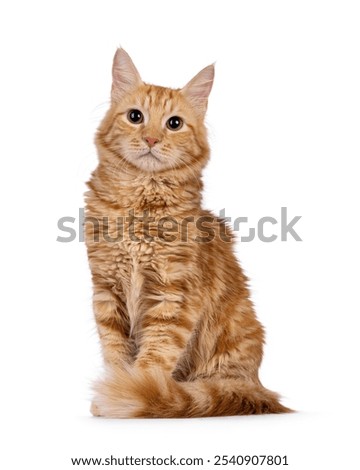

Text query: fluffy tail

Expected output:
[92,367,291,418]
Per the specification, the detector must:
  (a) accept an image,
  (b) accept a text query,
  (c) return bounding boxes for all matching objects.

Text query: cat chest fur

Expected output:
[108,211,194,336]
[108,208,184,331]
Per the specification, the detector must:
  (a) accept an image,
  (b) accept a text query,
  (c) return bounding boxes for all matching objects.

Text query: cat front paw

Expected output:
[90,400,102,417]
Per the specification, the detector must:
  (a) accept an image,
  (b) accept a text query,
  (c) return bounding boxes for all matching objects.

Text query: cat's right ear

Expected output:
[111,48,142,102]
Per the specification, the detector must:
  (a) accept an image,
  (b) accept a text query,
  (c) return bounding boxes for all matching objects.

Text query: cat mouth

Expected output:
[139,150,161,162]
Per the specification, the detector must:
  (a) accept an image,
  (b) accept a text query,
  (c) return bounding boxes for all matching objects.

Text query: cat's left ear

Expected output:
[111,48,142,102]
[181,64,215,115]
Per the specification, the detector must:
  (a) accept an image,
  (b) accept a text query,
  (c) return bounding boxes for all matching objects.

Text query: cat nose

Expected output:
[144,136,160,147]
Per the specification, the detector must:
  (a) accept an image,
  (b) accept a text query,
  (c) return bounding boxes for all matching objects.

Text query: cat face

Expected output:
[98,49,214,173]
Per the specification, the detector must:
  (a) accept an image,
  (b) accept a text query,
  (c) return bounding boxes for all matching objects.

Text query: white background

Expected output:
[1,1,359,469]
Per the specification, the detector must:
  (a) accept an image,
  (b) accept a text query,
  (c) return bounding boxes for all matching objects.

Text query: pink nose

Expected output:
[144,136,159,147]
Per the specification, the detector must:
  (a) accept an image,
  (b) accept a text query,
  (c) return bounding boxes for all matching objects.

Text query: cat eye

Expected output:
[166,116,183,131]
[127,109,144,124]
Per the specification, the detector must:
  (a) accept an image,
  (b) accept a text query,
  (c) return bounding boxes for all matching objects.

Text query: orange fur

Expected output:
[85,49,290,418]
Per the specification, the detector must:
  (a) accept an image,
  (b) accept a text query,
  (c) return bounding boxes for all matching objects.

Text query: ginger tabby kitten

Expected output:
[85,48,289,417]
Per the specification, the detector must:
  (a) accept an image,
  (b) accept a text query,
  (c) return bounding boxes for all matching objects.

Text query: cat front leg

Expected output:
[92,285,134,366]
[133,270,201,373]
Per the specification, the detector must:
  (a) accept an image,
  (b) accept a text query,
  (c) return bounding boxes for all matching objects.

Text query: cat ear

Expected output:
[181,64,214,115]
[111,48,142,102]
